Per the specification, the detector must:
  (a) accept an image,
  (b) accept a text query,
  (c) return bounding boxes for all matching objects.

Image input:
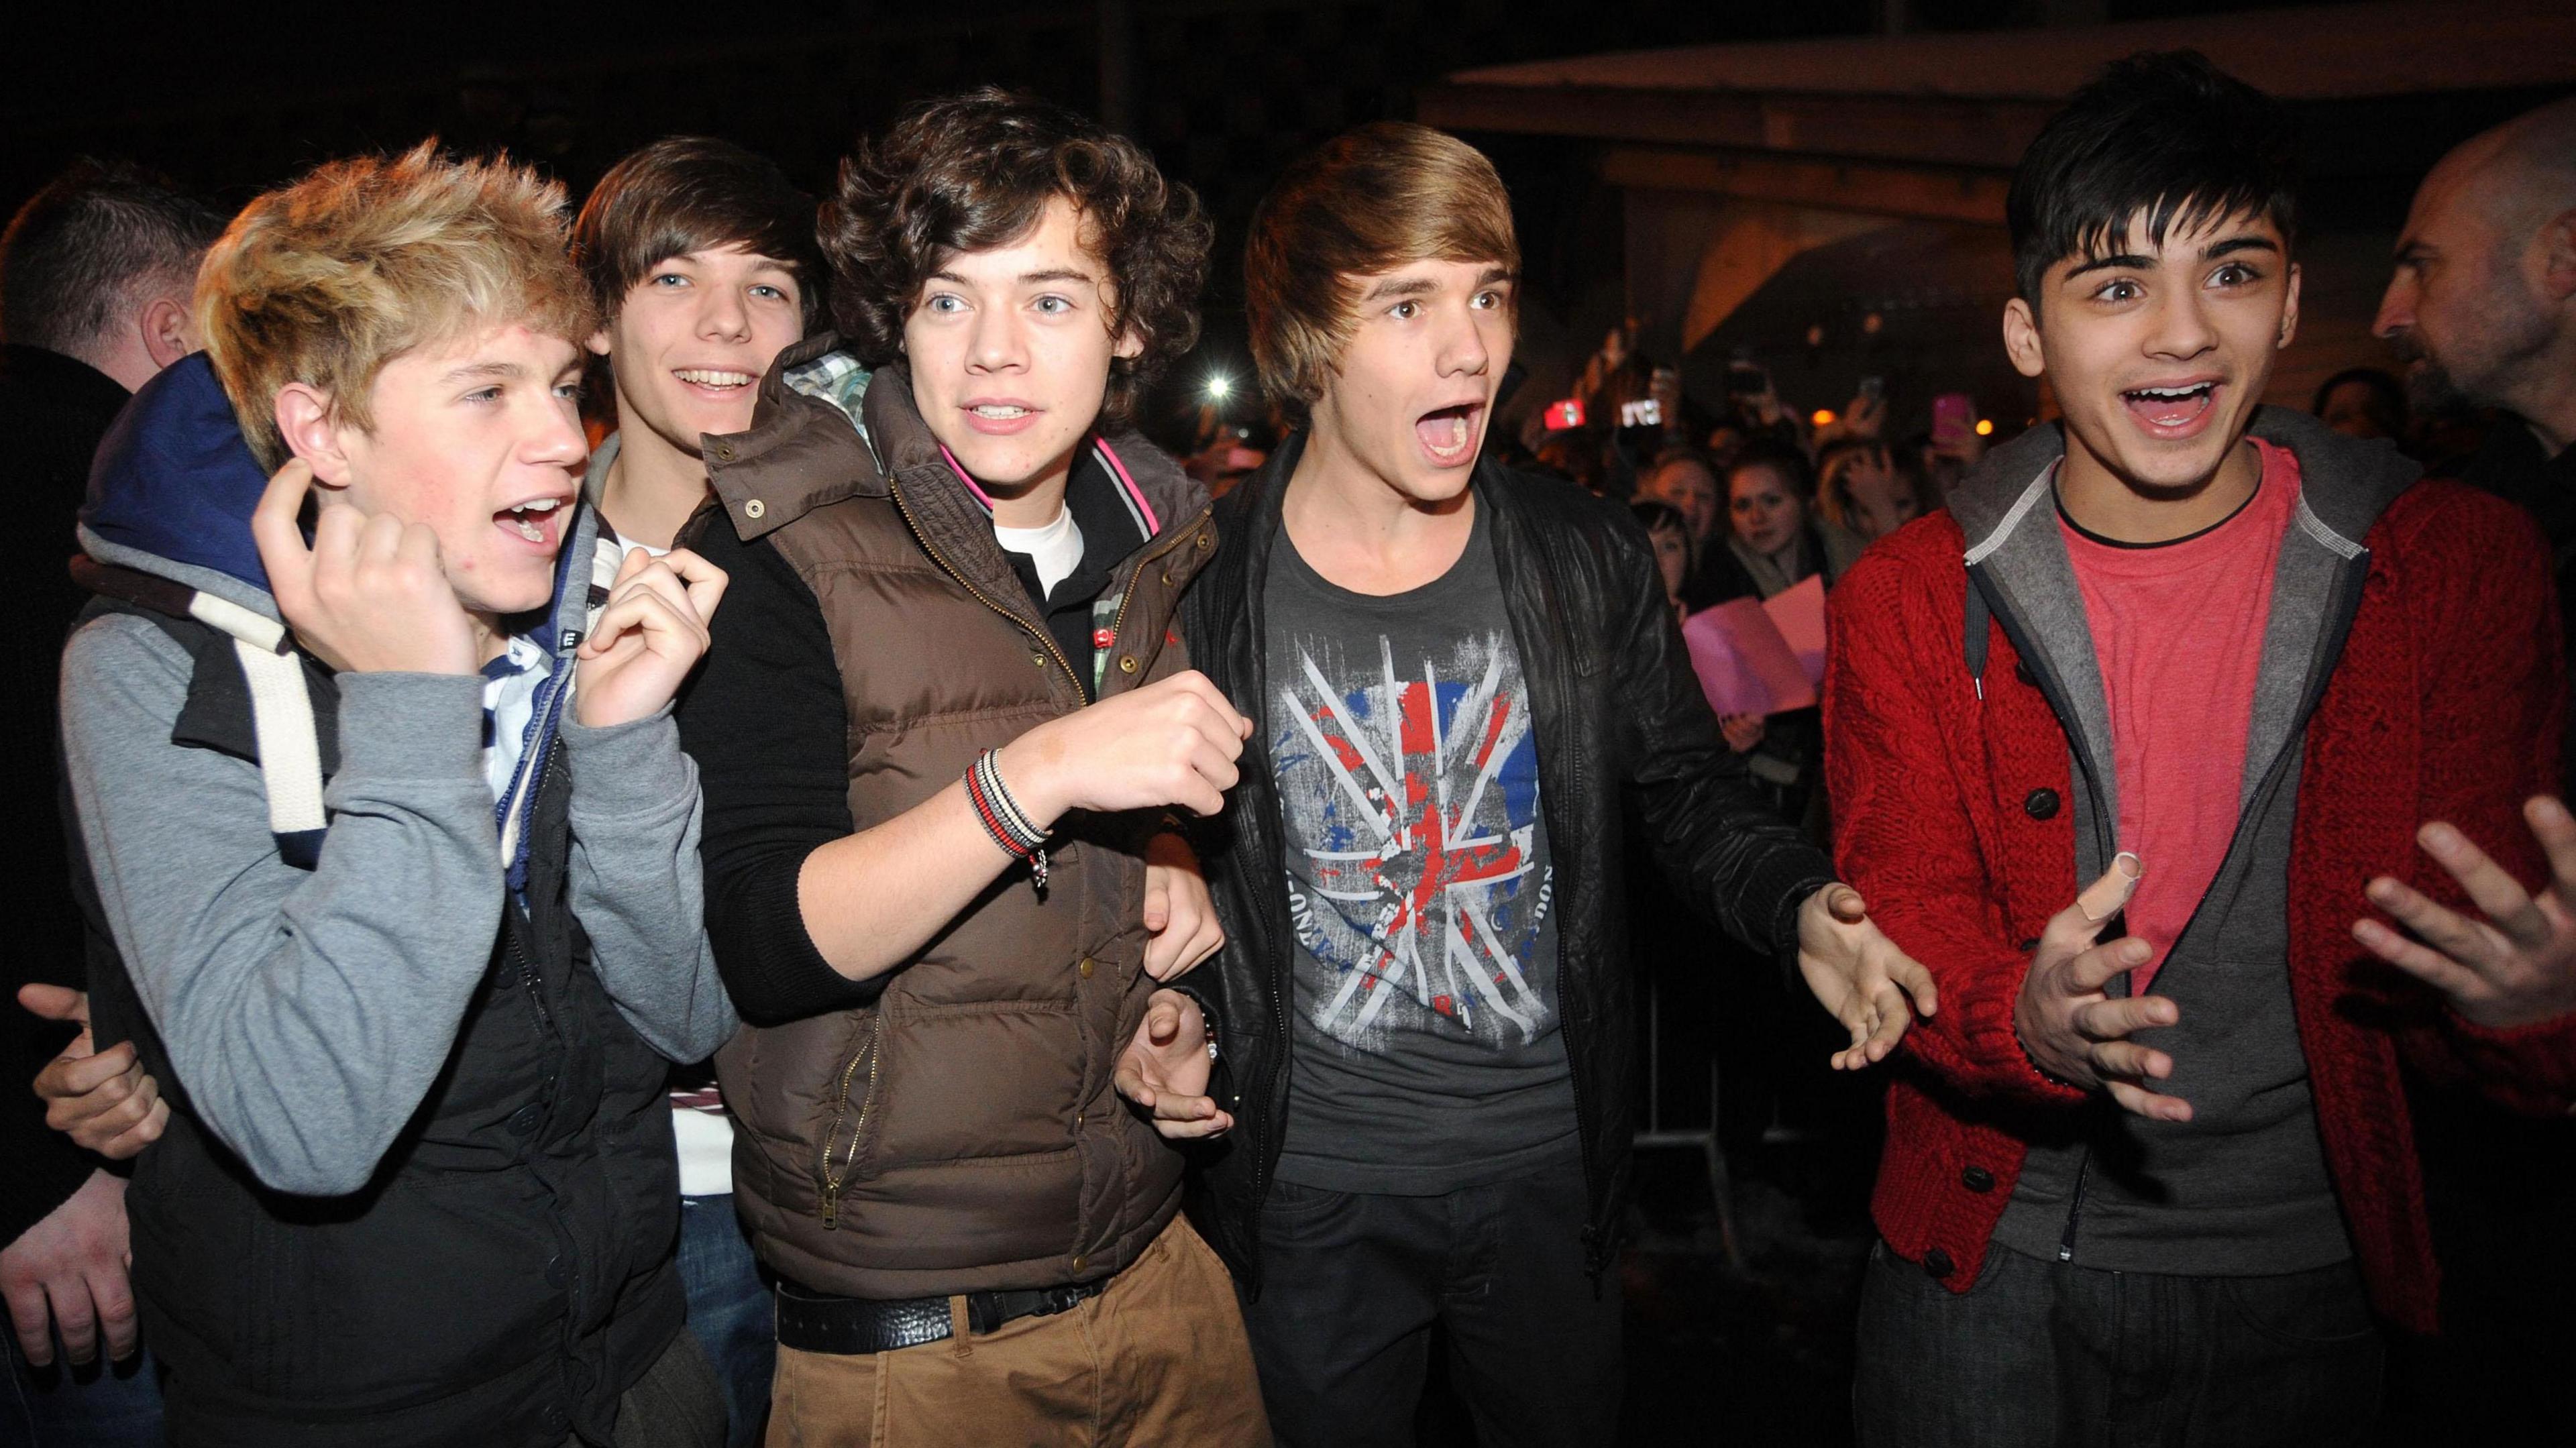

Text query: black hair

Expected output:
[2310,366,2408,431]
[2006,50,2299,305]
[0,158,223,354]
[1729,439,1815,500]
[1629,499,1686,536]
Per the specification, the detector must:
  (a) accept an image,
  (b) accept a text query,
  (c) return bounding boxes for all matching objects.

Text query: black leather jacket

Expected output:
[1177,437,1839,1289]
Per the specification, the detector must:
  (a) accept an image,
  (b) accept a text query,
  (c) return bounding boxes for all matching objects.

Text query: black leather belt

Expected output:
[773,1275,1108,1355]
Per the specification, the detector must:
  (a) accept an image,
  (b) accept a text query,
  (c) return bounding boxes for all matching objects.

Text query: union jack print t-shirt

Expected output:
[1263,502,1576,1194]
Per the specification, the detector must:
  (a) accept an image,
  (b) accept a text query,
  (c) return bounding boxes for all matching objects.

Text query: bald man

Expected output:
[2368,96,2576,1441]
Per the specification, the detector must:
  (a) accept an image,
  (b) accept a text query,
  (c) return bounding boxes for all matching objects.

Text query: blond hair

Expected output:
[1244,123,1519,418]
[197,143,593,468]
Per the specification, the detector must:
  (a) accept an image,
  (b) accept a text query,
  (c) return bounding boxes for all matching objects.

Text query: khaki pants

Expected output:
[765,1215,1269,1448]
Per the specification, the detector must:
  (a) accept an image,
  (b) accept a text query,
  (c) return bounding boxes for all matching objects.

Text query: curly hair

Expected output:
[820,87,1209,427]
[197,142,592,469]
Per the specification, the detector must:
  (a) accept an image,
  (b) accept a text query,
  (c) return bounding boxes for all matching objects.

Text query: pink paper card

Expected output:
[1684,598,1817,717]
[1763,573,1829,685]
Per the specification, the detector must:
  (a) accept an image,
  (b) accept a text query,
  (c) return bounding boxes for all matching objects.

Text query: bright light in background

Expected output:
[1205,374,1232,402]
[1974,419,1994,437]
[1811,408,1837,428]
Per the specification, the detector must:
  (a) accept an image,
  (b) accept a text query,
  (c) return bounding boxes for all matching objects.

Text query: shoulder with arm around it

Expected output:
[1827,510,1969,645]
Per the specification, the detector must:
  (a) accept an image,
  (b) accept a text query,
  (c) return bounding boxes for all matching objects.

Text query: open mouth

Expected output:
[495,496,567,545]
[674,368,754,391]
[2121,380,2220,435]
[961,400,1042,436]
[1415,402,1483,466]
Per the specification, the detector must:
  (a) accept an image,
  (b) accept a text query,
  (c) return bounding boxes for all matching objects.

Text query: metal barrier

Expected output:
[1633,967,1744,1268]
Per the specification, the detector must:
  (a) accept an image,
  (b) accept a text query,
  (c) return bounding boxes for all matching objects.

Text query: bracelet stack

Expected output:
[965,748,1049,892]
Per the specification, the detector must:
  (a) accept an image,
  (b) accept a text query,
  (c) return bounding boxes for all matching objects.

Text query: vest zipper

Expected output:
[816,1015,883,1231]
[1101,508,1213,678]
[889,478,1086,695]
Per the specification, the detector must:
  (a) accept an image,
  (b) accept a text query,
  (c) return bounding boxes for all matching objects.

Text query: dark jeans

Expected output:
[3,1332,162,1448]
[1854,1239,2383,1448]
[676,1194,772,1448]
[1239,1153,1619,1448]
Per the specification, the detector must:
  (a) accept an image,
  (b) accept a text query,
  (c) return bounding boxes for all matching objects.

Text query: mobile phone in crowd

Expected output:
[1544,398,1585,431]
[1931,392,1976,445]
[1619,398,1664,429]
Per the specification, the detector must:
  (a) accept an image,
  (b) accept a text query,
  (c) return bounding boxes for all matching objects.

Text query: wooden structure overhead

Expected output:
[1419,0,2576,226]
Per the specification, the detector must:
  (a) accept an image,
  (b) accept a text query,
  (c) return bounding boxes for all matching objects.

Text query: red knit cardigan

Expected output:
[1823,478,2576,1333]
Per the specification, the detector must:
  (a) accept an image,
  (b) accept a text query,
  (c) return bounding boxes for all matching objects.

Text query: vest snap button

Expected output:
[1032,652,1047,667]
[715,443,735,461]
[743,498,766,519]
[1075,1113,1084,1130]
[1196,531,1212,549]
[1118,656,1138,674]
[1071,1254,1087,1274]
[1079,956,1095,979]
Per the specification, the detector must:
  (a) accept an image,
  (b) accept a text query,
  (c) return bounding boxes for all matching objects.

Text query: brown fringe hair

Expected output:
[1245,123,1520,419]
[573,136,824,328]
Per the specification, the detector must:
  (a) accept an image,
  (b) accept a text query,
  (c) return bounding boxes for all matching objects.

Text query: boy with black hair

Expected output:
[569,133,826,1447]
[1828,52,2576,1445]
[1178,119,1934,1448]
[672,89,1264,1446]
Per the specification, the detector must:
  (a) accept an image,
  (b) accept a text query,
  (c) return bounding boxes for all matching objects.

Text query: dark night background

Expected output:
[1,0,2477,453]
[9,3,2562,1441]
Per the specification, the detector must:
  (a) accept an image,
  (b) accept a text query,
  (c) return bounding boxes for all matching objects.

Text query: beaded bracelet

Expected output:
[965,748,1049,892]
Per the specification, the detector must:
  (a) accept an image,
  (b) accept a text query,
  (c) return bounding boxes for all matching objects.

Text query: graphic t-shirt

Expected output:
[1264,502,1576,1194]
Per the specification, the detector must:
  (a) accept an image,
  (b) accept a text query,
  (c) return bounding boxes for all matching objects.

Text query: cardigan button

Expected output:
[1962,1166,1995,1193]
[1923,1247,1956,1280]
[2023,787,2061,820]
[2018,937,2041,953]
[2014,659,2037,687]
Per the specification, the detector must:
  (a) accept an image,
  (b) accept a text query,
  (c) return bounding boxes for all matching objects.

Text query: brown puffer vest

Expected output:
[702,340,1217,1297]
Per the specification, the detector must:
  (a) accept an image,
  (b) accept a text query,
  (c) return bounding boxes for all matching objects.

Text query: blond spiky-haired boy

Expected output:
[57,143,737,1446]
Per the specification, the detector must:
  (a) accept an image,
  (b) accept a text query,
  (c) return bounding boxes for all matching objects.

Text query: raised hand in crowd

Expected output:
[2010,854,2192,1121]
[1142,830,1224,983]
[2355,797,2576,1030]
[247,457,478,676]
[576,545,729,728]
[23,985,164,1159]
[1114,989,1232,1141]
[1799,884,1941,1071]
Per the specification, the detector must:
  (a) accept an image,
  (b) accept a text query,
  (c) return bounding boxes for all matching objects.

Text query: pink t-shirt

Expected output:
[2061,439,2300,991]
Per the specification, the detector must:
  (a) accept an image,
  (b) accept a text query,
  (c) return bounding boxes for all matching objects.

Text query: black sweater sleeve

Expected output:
[675,516,884,1025]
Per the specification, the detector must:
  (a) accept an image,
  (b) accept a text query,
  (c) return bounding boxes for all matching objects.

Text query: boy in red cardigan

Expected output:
[1827,53,2576,1446]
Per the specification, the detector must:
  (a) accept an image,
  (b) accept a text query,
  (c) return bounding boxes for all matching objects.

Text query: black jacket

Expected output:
[2,344,131,1249]
[1178,437,1839,1288]
[70,600,686,1448]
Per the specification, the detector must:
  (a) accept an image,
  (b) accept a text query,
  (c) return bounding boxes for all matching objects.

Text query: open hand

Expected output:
[1797,885,1940,1070]
[1114,989,1232,1140]
[249,457,476,675]
[1142,832,1223,982]
[2355,797,2576,1031]
[22,985,165,1159]
[576,545,728,728]
[2012,855,2189,1121]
